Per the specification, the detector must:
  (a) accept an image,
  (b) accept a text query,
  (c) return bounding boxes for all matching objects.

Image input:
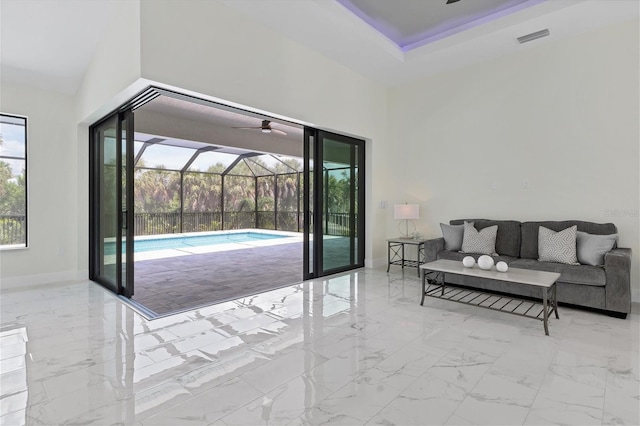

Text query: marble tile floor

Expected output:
[1,268,638,425]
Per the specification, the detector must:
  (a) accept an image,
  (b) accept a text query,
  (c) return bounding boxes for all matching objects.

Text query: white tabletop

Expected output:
[421,259,561,288]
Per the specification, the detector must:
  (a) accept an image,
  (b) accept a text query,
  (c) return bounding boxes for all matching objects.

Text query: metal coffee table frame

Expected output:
[421,267,559,336]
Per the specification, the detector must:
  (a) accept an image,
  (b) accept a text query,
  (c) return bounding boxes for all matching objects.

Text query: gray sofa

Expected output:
[425,219,632,318]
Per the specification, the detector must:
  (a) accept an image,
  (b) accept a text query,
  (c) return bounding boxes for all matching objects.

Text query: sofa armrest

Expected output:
[424,238,445,263]
[604,248,632,314]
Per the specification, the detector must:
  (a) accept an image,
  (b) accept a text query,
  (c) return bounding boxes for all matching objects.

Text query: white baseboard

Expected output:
[365,257,387,269]
[0,269,87,291]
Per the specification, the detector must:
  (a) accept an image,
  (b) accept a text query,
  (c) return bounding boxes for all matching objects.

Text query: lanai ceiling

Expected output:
[134,94,303,158]
[139,95,302,143]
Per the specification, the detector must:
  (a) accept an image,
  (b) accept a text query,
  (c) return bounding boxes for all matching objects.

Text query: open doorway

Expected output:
[131,140,305,314]
[89,87,364,317]
[131,92,306,315]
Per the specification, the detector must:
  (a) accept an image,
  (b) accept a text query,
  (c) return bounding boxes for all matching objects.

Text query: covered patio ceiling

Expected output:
[134,92,305,160]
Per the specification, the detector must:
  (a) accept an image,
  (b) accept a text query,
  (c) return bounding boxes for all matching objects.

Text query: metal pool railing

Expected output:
[0,215,26,245]
[0,211,354,244]
[131,211,353,237]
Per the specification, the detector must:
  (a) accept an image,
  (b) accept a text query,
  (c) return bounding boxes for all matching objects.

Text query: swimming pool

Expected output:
[105,231,289,255]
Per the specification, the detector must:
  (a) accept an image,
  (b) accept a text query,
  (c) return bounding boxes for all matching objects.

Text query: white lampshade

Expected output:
[394,204,419,220]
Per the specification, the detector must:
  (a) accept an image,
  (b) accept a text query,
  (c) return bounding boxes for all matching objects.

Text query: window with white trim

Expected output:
[0,114,27,248]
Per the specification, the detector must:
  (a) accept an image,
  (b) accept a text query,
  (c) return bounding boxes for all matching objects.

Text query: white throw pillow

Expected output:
[538,225,578,264]
[461,222,497,255]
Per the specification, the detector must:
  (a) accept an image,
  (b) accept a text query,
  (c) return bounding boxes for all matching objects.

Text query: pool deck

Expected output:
[132,239,303,316]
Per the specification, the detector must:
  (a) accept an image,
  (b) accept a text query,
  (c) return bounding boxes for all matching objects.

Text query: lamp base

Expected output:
[398,220,417,238]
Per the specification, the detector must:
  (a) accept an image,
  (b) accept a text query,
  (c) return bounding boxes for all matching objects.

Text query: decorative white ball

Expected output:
[477,255,495,270]
[496,261,509,273]
[462,256,475,268]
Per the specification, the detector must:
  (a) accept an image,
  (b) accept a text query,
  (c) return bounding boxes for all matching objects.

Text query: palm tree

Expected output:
[183,172,222,212]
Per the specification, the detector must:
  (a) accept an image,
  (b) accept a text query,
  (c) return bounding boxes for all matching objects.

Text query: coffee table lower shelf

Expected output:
[421,273,559,335]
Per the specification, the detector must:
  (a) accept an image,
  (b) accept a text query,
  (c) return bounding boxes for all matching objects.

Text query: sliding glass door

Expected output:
[88,87,365,299]
[89,110,134,297]
[304,129,364,279]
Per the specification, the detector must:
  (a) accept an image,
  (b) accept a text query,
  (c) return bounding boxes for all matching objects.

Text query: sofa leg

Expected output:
[607,311,628,319]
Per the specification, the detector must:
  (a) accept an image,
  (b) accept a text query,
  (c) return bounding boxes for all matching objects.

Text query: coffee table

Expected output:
[420,259,561,335]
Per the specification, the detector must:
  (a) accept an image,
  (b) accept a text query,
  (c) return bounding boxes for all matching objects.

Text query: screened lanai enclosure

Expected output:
[132,134,307,237]
[90,88,364,317]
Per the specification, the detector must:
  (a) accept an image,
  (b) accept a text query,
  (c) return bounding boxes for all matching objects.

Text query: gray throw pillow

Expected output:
[538,225,578,264]
[440,222,471,251]
[461,222,497,255]
[576,231,617,266]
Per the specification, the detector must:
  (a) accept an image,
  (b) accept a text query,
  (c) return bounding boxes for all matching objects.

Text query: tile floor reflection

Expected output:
[1,268,638,425]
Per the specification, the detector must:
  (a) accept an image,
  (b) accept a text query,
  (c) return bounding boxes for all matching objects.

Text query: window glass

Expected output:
[0,114,27,248]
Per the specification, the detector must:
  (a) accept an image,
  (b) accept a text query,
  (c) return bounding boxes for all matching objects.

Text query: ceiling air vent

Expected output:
[517,29,550,44]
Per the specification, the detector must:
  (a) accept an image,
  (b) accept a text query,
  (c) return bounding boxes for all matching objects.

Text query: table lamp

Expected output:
[394,203,419,238]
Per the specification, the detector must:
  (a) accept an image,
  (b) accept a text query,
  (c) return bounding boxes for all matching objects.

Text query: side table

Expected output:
[386,237,427,277]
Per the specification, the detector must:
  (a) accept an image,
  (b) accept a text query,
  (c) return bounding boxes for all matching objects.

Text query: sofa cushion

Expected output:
[521,221,617,260]
[437,250,517,265]
[450,219,521,257]
[440,223,467,251]
[461,222,497,255]
[538,225,578,264]
[510,259,606,287]
[577,231,617,266]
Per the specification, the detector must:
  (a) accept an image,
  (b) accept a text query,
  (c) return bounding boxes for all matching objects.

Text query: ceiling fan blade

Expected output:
[271,128,287,136]
[232,126,262,130]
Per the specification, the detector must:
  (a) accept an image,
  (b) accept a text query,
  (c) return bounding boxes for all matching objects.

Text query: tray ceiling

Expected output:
[337,0,541,51]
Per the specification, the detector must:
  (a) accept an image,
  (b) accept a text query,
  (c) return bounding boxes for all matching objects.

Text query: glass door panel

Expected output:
[120,111,134,297]
[94,116,118,292]
[320,136,361,274]
[304,129,364,279]
[90,110,135,296]
[303,129,314,278]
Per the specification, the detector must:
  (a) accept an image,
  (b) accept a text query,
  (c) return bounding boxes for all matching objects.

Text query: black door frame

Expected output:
[89,109,135,297]
[303,128,365,280]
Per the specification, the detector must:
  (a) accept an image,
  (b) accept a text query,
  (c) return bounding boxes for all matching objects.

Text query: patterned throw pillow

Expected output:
[461,222,498,255]
[538,225,578,264]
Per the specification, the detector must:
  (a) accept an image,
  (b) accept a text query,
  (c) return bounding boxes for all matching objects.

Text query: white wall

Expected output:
[5,2,636,295]
[0,0,391,289]
[138,0,390,265]
[388,19,640,301]
[1,0,140,287]
[0,84,81,286]
[75,0,142,124]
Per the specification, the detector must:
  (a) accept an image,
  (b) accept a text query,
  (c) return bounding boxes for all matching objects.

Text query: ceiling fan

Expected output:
[233,120,287,136]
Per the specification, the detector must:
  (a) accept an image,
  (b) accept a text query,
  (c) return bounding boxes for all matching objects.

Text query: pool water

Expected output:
[105,232,287,255]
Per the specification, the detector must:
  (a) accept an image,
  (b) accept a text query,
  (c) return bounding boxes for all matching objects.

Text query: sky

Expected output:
[0,120,26,176]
